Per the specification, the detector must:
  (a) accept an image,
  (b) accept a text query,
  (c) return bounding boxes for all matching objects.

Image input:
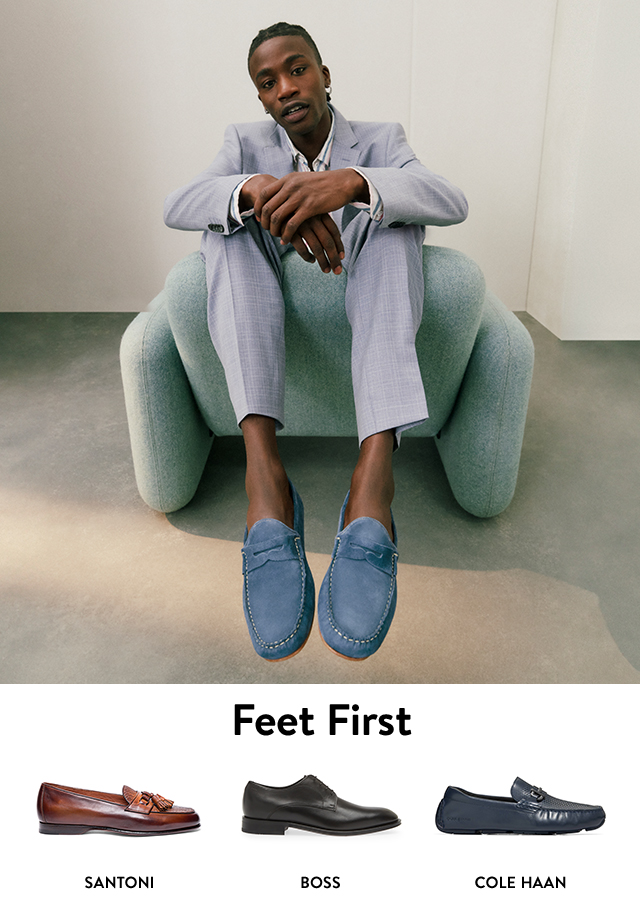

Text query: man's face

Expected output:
[249,35,331,146]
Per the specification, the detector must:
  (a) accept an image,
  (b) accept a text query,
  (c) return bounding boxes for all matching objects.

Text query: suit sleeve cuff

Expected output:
[348,167,384,222]
[230,175,259,225]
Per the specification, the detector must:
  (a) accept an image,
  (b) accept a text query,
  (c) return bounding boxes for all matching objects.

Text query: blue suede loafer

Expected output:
[241,481,314,661]
[318,492,398,659]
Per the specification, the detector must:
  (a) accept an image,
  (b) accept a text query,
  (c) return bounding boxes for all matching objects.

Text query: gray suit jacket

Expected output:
[164,108,468,235]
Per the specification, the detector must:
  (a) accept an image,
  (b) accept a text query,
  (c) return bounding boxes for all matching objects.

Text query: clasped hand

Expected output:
[245,170,367,274]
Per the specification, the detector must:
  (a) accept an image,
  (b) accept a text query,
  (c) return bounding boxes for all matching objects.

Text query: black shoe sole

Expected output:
[436,817,605,835]
[242,816,401,836]
[39,822,200,836]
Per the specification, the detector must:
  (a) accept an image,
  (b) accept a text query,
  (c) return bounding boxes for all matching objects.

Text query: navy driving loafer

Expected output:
[241,480,314,660]
[318,492,398,660]
[435,776,606,835]
[242,775,401,836]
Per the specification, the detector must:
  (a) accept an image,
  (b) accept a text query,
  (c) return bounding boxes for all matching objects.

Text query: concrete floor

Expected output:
[1,312,639,683]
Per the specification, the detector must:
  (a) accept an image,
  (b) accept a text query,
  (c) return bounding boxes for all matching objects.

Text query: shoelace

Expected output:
[310,776,336,799]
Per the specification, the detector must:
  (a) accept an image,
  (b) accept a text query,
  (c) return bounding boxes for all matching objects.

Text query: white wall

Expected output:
[411,0,557,314]
[528,0,640,339]
[1,1,637,338]
[0,0,554,315]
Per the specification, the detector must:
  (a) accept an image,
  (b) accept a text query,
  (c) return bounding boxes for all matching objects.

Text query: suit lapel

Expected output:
[263,124,294,177]
[328,109,362,231]
[329,108,361,170]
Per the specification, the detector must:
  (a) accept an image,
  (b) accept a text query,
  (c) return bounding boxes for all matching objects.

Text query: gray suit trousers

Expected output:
[202,212,429,444]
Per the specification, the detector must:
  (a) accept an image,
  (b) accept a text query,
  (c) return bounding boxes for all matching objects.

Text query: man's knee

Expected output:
[343,216,423,268]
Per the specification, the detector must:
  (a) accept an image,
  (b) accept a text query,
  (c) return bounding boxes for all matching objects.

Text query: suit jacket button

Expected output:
[389,221,406,228]
[208,223,225,232]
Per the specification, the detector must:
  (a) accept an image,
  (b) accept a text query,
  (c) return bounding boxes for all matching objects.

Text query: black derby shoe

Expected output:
[435,776,606,835]
[242,775,401,836]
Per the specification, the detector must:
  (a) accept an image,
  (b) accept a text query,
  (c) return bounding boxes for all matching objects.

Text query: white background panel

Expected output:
[3,683,634,918]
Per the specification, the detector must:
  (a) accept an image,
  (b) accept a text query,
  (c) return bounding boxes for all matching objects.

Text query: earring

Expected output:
[264,108,269,114]
[325,85,332,96]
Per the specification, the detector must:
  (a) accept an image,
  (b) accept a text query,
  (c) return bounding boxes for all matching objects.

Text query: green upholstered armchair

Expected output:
[120,246,534,517]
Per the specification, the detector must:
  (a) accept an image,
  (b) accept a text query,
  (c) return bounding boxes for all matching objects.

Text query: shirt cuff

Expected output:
[230,175,259,225]
[348,167,384,222]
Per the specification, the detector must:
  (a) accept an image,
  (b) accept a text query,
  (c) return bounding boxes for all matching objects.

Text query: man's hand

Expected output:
[287,214,345,274]
[240,172,344,273]
[255,169,368,243]
[245,170,369,274]
[239,174,278,213]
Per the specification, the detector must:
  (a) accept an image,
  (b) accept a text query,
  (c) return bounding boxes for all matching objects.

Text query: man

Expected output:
[164,22,468,662]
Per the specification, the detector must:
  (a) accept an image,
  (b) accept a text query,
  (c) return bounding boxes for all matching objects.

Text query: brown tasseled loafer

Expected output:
[37,782,200,835]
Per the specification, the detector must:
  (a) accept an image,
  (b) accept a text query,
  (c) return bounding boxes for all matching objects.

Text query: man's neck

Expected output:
[286,104,332,165]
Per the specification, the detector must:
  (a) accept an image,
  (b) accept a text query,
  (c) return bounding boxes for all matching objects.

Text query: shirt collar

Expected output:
[285,107,336,171]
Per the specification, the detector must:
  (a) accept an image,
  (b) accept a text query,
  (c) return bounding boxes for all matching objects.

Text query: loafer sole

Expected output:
[264,629,311,663]
[39,822,200,836]
[242,816,401,836]
[320,633,369,662]
[437,817,605,835]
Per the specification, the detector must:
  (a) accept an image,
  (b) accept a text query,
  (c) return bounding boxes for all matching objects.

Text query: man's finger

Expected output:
[289,233,316,264]
[297,219,345,274]
[302,217,342,274]
[297,225,332,273]
[256,190,297,236]
[253,178,284,220]
[319,213,345,258]
[258,188,314,239]
[278,204,315,244]
[280,209,345,254]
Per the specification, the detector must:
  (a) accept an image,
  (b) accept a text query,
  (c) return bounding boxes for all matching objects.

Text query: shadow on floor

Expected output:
[1,311,639,679]
[168,313,640,671]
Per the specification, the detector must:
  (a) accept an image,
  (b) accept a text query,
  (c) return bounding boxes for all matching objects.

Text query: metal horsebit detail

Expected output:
[530,786,545,802]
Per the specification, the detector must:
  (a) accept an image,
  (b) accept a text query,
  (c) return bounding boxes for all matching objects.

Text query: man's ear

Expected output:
[322,65,331,87]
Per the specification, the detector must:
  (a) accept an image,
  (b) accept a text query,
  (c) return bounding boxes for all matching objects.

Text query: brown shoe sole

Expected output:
[39,822,200,836]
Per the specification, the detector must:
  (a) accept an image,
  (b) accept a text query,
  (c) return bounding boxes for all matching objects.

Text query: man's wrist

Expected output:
[238,177,259,212]
[346,168,370,204]
[239,174,274,211]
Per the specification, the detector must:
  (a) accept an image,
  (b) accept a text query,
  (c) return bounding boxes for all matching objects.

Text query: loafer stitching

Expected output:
[326,537,398,645]
[242,536,308,649]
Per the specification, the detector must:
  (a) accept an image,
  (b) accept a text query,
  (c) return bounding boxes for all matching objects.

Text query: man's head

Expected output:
[248,22,323,70]
[248,23,331,156]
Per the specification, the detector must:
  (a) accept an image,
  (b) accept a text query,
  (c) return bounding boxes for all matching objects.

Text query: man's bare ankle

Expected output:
[246,470,294,531]
[343,479,394,540]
